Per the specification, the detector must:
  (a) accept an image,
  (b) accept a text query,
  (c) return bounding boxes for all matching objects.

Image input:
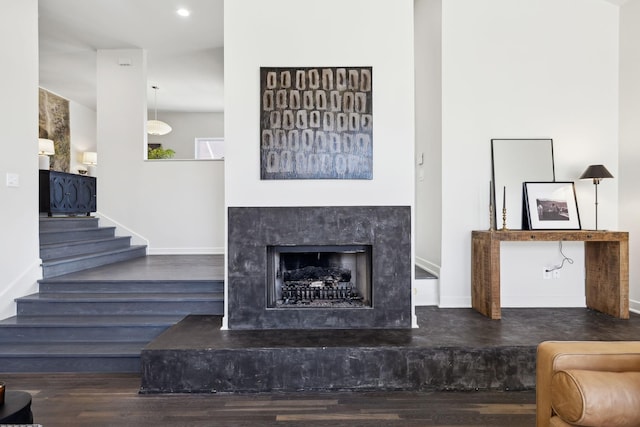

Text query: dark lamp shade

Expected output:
[579,164,613,180]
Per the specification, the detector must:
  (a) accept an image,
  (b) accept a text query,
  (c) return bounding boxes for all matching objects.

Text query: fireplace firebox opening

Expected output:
[267,245,372,309]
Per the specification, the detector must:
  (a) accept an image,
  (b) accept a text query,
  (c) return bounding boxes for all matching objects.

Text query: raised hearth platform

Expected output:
[140,306,640,393]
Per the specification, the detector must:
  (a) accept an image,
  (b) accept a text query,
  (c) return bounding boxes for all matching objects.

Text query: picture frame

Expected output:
[259,66,373,180]
[523,181,581,230]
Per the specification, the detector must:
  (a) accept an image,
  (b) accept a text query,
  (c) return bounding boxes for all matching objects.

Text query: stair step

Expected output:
[39,226,116,245]
[38,279,224,294]
[16,292,224,316]
[39,216,99,232]
[0,341,144,373]
[40,236,132,260]
[0,315,185,343]
[41,245,147,279]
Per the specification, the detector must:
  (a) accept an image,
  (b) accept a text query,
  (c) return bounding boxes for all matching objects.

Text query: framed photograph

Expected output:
[523,182,581,230]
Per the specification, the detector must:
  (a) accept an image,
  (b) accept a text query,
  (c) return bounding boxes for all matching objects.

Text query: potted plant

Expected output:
[148,146,175,159]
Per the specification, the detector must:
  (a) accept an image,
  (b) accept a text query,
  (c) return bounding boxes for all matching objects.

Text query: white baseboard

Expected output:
[630,298,640,314]
[147,247,225,255]
[438,295,472,308]
[501,296,586,308]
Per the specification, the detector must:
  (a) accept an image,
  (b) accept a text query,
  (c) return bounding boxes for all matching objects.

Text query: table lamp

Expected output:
[38,138,55,170]
[579,164,613,230]
[82,151,98,176]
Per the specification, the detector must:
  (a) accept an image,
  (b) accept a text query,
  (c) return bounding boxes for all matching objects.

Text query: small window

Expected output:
[195,137,224,160]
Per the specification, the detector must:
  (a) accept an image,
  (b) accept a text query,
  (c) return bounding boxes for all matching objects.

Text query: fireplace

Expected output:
[228,206,411,330]
[267,245,372,309]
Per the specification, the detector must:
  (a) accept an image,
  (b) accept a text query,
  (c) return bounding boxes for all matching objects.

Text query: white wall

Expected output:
[0,0,41,319]
[414,0,442,282]
[619,0,640,312]
[69,100,97,173]
[440,0,619,307]
[97,49,225,255]
[225,0,415,209]
[148,111,224,159]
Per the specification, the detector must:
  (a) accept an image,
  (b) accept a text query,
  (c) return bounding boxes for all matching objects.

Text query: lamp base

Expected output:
[38,155,50,170]
[87,165,97,177]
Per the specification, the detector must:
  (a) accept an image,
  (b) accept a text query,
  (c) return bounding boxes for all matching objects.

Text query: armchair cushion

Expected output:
[551,369,640,427]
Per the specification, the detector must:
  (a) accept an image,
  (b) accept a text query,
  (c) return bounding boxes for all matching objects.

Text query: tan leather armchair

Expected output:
[537,341,640,427]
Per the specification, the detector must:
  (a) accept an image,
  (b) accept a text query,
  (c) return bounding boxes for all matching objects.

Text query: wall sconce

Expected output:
[579,164,613,230]
[38,138,55,170]
[82,151,98,176]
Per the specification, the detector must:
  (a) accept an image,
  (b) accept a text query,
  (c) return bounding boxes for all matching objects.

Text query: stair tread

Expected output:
[42,245,147,265]
[0,314,186,327]
[40,236,130,249]
[40,226,116,234]
[40,278,222,284]
[38,217,99,229]
[17,292,224,301]
[0,341,146,356]
[39,226,115,235]
[39,216,98,220]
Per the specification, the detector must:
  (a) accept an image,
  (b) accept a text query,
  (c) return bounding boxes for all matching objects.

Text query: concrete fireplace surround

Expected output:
[227,206,412,329]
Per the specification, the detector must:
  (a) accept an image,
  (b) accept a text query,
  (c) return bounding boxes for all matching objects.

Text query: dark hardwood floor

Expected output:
[1,373,535,426]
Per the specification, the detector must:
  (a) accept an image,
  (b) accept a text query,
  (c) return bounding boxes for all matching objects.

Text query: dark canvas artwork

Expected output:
[260,67,373,180]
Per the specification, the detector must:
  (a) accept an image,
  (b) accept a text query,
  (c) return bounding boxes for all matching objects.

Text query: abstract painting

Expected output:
[260,67,373,180]
[39,88,70,172]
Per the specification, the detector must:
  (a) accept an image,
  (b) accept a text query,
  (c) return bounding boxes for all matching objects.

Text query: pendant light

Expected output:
[147,85,172,136]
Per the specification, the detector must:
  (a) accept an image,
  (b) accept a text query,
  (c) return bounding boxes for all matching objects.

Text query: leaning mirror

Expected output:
[491,139,555,230]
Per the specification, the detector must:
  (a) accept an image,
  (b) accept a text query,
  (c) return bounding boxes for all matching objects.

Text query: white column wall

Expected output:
[69,101,97,174]
[440,0,619,307]
[224,0,416,328]
[97,49,224,254]
[414,0,443,282]
[619,0,640,312]
[224,0,416,209]
[0,0,41,318]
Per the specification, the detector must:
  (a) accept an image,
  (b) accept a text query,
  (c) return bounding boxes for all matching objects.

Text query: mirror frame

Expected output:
[491,138,555,230]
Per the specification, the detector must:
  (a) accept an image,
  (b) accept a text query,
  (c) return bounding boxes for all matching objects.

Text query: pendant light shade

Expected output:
[147,85,172,136]
[147,119,172,136]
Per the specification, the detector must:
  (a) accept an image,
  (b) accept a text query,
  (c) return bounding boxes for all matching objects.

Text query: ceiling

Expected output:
[37,0,629,113]
[38,0,224,113]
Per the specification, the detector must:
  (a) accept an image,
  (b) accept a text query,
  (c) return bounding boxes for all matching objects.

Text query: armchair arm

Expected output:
[536,341,640,427]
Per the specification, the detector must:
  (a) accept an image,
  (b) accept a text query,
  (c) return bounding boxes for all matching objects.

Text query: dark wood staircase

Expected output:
[39,216,146,278]
[0,217,224,373]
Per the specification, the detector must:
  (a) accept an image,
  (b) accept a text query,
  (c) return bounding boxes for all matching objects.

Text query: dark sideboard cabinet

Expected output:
[39,170,97,216]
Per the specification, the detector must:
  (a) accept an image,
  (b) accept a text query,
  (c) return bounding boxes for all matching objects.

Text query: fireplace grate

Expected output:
[281,281,363,305]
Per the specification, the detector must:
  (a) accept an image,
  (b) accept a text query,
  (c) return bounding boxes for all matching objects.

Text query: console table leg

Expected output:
[472,233,501,319]
[585,240,629,319]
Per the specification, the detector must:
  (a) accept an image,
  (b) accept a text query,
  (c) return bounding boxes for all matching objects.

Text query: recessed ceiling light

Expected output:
[176,8,190,17]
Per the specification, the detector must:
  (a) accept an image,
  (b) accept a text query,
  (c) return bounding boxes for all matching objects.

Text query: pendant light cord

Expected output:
[152,85,159,120]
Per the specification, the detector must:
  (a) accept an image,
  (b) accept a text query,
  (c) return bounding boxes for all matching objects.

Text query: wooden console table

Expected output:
[471,230,629,320]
